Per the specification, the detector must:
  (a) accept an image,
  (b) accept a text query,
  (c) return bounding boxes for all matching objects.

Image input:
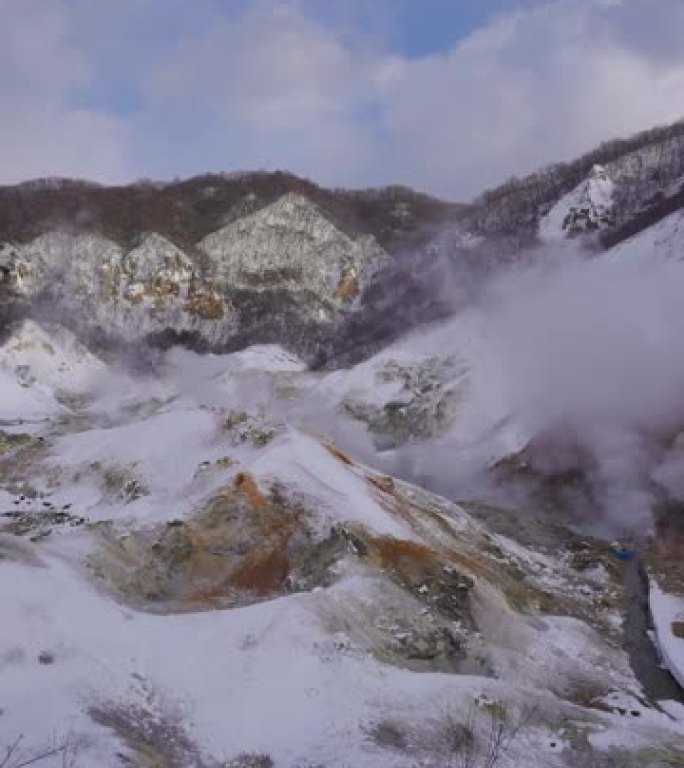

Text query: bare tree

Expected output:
[436,700,537,768]
[0,731,82,768]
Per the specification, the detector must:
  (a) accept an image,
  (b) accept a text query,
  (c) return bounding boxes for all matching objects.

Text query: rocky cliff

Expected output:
[0,174,463,363]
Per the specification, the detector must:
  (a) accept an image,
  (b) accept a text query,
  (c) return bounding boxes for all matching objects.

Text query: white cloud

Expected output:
[150,1,378,185]
[151,0,684,198]
[2,0,683,195]
[0,0,130,184]
[373,0,684,197]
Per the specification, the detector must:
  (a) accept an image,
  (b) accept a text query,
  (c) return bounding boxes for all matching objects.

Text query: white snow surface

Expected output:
[1,553,457,768]
[650,581,684,689]
[2,318,684,766]
[540,165,615,242]
[0,320,105,395]
[0,368,59,422]
[607,208,684,264]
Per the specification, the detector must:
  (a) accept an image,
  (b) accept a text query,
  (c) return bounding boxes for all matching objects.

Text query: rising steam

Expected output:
[478,245,684,534]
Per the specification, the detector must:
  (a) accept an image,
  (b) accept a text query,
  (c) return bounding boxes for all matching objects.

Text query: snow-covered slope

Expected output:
[650,583,684,690]
[0,320,107,423]
[1,321,683,768]
[474,121,684,243]
[540,165,615,242]
[0,319,105,394]
[3,156,684,765]
[606,208,684,263]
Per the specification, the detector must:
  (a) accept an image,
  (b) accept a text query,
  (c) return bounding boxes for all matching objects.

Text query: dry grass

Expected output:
[0,731,85,768]
[332,272,359,302]
[90,689,210,768]
[323,442,355,466]
[366,474,395,494]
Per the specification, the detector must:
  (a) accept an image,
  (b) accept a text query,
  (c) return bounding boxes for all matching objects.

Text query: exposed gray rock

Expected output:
[342,356,460,448]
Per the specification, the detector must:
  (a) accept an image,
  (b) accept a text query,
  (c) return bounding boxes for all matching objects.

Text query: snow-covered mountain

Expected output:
[0,195,394,360]
[472,119,684,246]
[2,122,684,767]
[0,175,460,363]
[2,122,683,365]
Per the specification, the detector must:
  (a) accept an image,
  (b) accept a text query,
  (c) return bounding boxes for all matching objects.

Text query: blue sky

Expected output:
[1,0,683,198]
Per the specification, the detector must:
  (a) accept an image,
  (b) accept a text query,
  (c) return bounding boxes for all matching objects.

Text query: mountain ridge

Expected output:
[0,119,683,367]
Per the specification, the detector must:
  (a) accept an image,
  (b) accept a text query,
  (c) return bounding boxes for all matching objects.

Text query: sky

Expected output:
[1,0,683,199]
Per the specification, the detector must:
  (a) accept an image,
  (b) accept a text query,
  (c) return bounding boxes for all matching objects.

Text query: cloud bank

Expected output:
[1,0,683,197]
[0,0,130,184]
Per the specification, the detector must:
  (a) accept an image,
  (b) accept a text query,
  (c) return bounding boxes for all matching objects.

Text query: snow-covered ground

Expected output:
[650,582,684,689]
[607,208,684,264]
[2,319,684,767]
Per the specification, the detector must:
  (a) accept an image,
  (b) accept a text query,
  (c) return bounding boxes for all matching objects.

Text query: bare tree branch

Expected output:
[1,731,81,768]
[0,736,24,768]
[438,699,537,768]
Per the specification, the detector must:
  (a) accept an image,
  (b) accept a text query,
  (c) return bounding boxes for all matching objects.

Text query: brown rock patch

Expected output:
[91,473,304,611]
[184,291,226,320]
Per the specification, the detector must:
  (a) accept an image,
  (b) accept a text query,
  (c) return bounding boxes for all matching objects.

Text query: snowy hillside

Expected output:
[473,119,684,243]
[1,318,684,767]
[539,165,615,242]
[0,121,682,366]
[606,208,684,263]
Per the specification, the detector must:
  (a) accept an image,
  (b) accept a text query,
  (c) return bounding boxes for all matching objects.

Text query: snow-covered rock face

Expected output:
[474,124,684,250]
[0,232,236,346]
[540,165,616,242]
[200,193,390,302]
[0,194,391,357]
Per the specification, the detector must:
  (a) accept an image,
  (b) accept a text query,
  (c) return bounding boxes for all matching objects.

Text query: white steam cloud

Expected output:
[36,231,684,540]
[479,247,684,533]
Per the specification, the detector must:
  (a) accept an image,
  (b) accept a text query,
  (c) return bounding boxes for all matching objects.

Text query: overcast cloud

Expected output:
[0,0,683,198]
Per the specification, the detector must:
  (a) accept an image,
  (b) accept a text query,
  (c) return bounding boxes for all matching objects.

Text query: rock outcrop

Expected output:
[0,194,393,359]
